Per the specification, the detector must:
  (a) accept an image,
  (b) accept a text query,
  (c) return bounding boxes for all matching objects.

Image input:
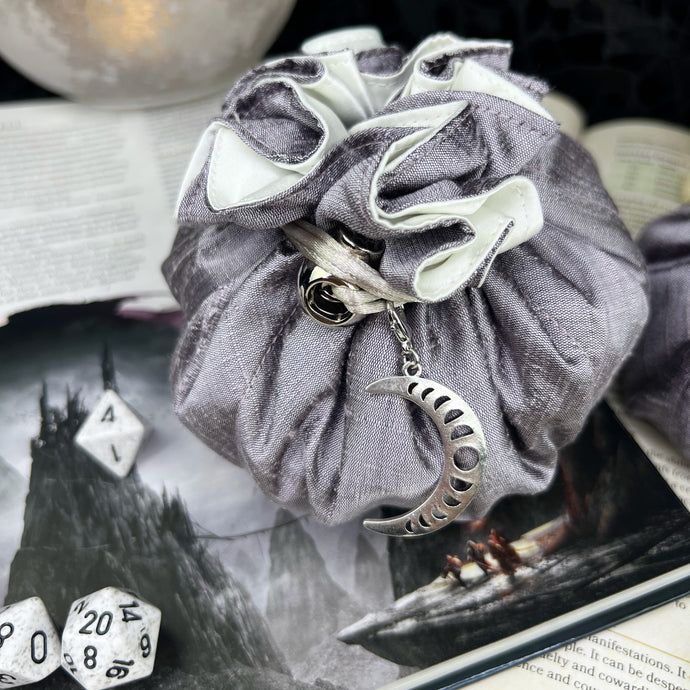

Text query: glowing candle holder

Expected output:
[0,0,296,108]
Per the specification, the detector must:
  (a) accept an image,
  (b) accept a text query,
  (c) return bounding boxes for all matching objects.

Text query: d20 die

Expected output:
[61,587,161,690]
[74,390,147,478]
[0,596,61,687]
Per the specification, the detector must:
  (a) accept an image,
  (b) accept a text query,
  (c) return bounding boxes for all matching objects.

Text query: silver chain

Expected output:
[386,303,422,377]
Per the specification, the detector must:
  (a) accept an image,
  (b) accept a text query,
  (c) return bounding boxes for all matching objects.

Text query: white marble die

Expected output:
[0,596,61,687]
[61,587,161,690]
[74,390,148,478]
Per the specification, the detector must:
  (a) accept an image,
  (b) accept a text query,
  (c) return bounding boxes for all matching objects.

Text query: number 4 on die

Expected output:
[75,389,148,478]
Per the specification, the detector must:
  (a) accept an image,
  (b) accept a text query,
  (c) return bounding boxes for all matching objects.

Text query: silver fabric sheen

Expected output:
[164,36,649,524]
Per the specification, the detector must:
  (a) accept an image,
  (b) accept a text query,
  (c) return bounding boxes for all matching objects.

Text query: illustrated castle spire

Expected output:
[7,373,318,689]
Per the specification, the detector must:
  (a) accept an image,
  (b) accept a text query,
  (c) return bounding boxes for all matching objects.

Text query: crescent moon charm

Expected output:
[363,375,486,537]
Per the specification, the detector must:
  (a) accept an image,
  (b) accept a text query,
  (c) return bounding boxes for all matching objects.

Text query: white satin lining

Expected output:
[177,29,550,301]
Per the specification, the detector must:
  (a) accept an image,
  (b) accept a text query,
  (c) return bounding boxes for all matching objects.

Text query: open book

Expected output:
[1,313,688,690]
[543,91,690,239]
[0,96,222,325]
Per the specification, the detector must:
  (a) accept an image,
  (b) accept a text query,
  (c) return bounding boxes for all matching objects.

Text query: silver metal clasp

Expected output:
[297,228,383,327]
[386,303,422,377]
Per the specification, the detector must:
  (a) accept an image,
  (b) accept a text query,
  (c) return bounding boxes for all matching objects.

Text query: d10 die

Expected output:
[74,390,148,478]
[61,587,161,690]
[0,596,61,687]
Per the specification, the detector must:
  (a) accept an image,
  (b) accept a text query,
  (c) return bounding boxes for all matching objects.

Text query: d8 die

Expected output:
[74,390,148,478]
[61,587,161,690]
[0,596,60,687]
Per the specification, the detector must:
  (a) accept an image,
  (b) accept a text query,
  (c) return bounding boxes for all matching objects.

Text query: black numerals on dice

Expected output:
[73,600,88,615]
[0,623,14,649]
[84,646,98,670]
[0,673,16,685]
[31,630,48,664]
[119,601,142,623]
[106,659,134,679]
[0,624,12,652]
[63,653,78,674]
[140,634,151,658]
[79,610,113,635]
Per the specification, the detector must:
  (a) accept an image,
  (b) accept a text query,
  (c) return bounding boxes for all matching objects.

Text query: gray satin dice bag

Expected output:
[164,29,649,525]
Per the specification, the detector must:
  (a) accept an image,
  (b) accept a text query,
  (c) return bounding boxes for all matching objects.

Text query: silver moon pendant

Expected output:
[363,375,486,537]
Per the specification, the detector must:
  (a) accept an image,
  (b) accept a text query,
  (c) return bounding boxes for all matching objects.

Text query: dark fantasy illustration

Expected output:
[9,384,313,689]
[342,405,690,668]
[0,318,688,689]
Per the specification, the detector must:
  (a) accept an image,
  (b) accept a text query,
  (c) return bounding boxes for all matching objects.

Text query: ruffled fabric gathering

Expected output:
[165,28,649,525]
[176,28,555,300]
[620,205,690,458]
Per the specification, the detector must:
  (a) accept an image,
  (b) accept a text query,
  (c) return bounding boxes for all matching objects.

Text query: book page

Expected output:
[0,96,219,325]
[468,600,689,690]
[580,120,690,239]
[542,91,587,141]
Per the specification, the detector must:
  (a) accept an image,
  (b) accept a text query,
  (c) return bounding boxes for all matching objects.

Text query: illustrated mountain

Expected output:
[0,454,24,506]
[266,510,396,689]
[5,383,319,689]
